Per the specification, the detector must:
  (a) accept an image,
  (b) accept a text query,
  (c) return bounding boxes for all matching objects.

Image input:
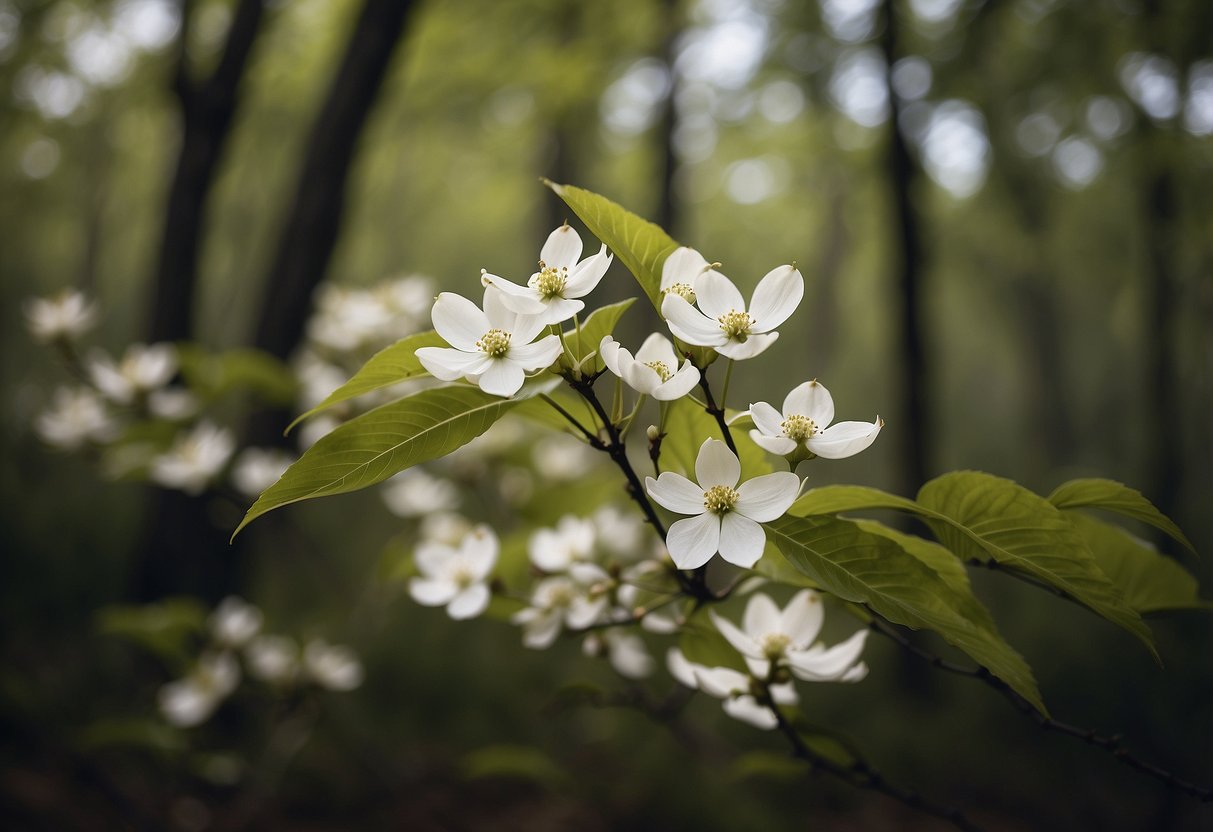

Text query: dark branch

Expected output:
[696,371,738,455]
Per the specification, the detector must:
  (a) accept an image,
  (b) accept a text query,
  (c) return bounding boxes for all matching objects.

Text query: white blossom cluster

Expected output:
[158,596,363,729]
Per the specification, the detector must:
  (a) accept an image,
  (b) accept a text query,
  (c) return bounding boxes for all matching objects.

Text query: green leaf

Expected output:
[679,611,747,672]
[545,180,679,310]
[234,385,519,537]
[1068,514,1209,615]
[661,397,772,480]
[461,744,572,789]
[177,345,297,406]
[790,484,924,518]
[1049,478,1196,555]
[285,330,446,434]
[562,297,635,375]
[919,471,1156,659]
[765,514,1045,714]
[96,598,207,664]
[729,751,807,783]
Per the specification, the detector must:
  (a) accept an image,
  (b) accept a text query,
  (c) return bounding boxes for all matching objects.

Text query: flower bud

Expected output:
[646,425,660,441]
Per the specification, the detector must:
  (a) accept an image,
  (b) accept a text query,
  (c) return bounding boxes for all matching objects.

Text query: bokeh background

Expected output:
[2,0,1211,829]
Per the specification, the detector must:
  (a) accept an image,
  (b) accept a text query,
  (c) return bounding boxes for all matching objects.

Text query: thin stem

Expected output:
[698,370,738,455]
[767,698,985,832]
[540,393,602,447]
[720,358,735,408]
[868,616,1213,803]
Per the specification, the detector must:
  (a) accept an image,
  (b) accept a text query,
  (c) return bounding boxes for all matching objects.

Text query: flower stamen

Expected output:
[781,414,818,443]
[530,263,569,299]
[717,310,753,340]
[476,329,512,357]
[644,360,673,382]
[663,283,696,303]
[703,484,739,515]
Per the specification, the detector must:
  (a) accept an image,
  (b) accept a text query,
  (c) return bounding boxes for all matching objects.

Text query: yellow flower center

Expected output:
[703,484,739,515]
[546,585,575,609]
[644,360,673,382]
[717,309,753,340]
[530,262,568,299]
[477,329,512,357]
[761,633,791,660]
[452,566,475,589]
[781,414,818,443]
[663,283,696,304]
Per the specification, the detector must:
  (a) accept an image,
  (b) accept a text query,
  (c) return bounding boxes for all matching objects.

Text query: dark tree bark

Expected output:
[654,0,681,239]
[251,0,418,364]
[880,0,930,496]
[147,0,266,343]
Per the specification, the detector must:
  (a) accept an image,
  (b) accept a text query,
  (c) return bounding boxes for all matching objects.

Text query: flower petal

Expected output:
[692,666,749,699]
[416,347,492,381]
[475,360,525,397]
[599,336,627,377]
[695,438,740,488]
[538,297,584,326]
[662,295,725,346]
[722,696,777,730]
[718,513,766,568]
[481,274,546,315]
[634,332,678,366]
[521,613,562,649]
[808,419,882,459]
[709,610,763,659]
[750,431,797,455]
[666,512,721,569]
[788,629,870,681]
[715,332,778,360]
[666,647,701,688]
[784,380,834,426]
[564,246,611,296]
[748,265,803,333]
[735,472,800,522]
[410,578,458,607]
[661,246,711,290]
[653,361,700,401]
[779,590,824,647]
[748,401,785,438]
[645,472,705,514]
[623,361,663,396]
[414,540,455,577]
[742,592,781,637]
[448,584,490,620]
[462,527,499,577]
[541,224,584,269]
[431,292,489,350]
[695,270,746,319]
[508,335,563,371]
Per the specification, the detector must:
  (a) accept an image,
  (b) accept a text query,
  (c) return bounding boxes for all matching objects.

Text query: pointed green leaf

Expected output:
[544,180,679,310]
[284,330,446,434]
[1068,514,1209,614]
[765,514,1044,713]
[177,345,297,405]
[1049,478,1196,555]
[234,385,518,537]
[562,297,635,375]
[679,611,747,672]
[919,471,1156,658]
[790,484,925,518]
[661,397,772,480]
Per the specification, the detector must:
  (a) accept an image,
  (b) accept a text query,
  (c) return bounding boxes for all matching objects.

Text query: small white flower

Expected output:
[527,515,596,573]
[88,343,177,404]
[661,265,803,360]
[419,512,474,546]
[666,648,796,731]
[209,596,263,648]
[302,640,364,691]
[645,439,800,569]
[25,290,97,342]
[231,448,295,497]
[659,246,713,304]
[149,422,235,495]
[244,635,298,684]
[416,289,562,397]
[35,386,116,449]
[599,333,700,401]
[480,224,613,325]
[147,388,198,421]
[293,351,350,410]
[592,505,645,560]
[616,561,682,634]
[409,525,498,620]
[511,564,611,649]
[710,590,869,683]
[307,285,395,352]
[583,629,655,679]
[382,467,460,518]
[158,651,240,728]
[748,380,882,459]
[532,435,598,481]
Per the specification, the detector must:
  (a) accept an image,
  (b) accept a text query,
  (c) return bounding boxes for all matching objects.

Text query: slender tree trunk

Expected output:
[654,0,681,239]
[147,0,266,343]
[880,0,929,496]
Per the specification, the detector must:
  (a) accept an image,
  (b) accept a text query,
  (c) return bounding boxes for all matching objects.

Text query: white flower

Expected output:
[710,590,869,683]
[748,380,882,459]
[599,333,700,401]
[293,351,350,410]
[25,290,97,342]
[480,224,612,325]
[231,448,295,497]
[665,648,796,731]
[88,343,177,404]
[419,512,474,546]
[416,289,562,397]
[35,386,116,449]
[661,265,803,360]
[409,525,498,620]
[302,640,364,691]
[532,435,597,481]
[382,467,459,518]
[158,651,240,728]
[583,629,655,679]
[148,422,235,495]
[244,635,298,684]
[147,388,198,421]
[617,561,682,633]
[645,439,800,569]
[511,564,611,649]
[209,596,263,648]
[307,285,394,352]
[592,505,645,560]
[527,515,596,572]
[659,246,713,304]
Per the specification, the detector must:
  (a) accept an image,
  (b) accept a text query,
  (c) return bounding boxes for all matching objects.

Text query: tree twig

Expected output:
[697,371,738,456]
